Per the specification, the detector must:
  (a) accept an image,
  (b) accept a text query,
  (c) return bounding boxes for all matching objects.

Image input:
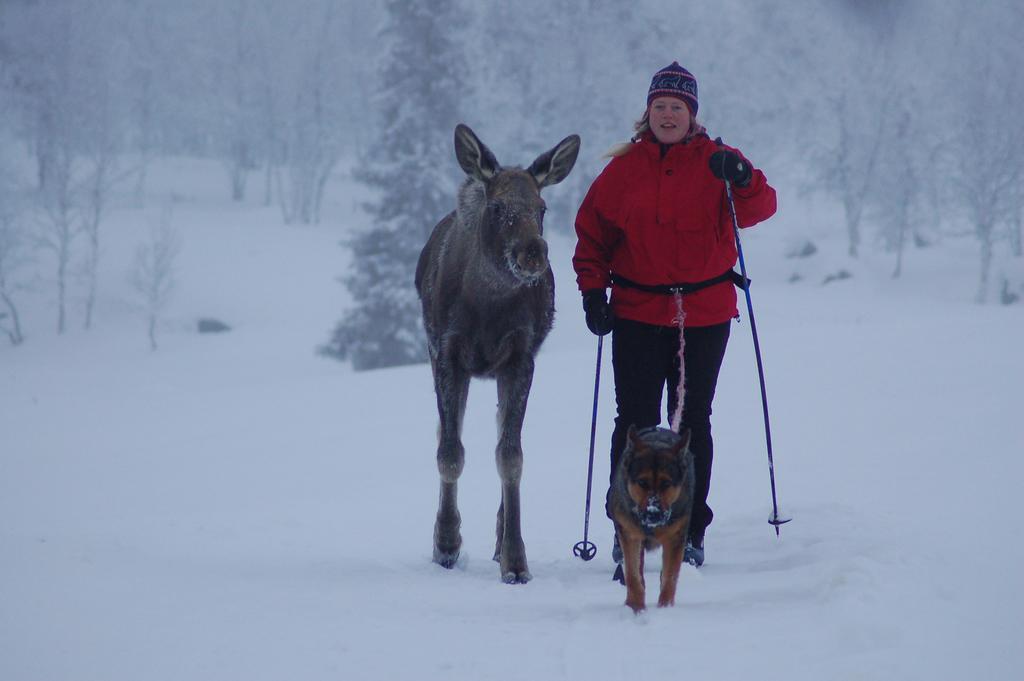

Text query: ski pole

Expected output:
[573,334,602,560]
[723,178,791,536]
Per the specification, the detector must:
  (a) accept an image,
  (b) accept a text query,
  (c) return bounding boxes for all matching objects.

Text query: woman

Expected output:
[573,61,777,571]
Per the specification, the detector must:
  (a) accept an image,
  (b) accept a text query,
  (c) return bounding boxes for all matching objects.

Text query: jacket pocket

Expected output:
[673,215,717,280]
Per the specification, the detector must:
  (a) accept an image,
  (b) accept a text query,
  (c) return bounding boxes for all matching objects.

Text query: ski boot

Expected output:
[612,535,624,584]
[684,536,705,568]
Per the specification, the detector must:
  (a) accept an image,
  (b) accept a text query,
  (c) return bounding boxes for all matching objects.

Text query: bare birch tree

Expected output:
[868,92,938,279]
[0,202,30,346]
[77,32,122,331]
[37,143,76,335]
[213,0,260,202]
[1009,181,1023,258]
[818,80,897,258]
[4,0,122,332]
[131,209,181,351]
[273,1,349,225]
[942,5,1024,302]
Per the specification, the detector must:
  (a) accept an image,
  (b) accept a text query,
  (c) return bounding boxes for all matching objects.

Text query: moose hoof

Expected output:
[501,569,532,585]
[433,547,461,569]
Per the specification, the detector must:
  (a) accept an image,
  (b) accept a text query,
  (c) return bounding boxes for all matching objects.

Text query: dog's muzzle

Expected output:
[638,495,672,529]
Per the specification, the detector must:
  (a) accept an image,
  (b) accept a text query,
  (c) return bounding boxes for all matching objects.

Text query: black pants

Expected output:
[609,318,731,541]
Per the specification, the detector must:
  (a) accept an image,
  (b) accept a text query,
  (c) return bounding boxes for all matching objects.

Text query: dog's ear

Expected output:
[625,424,643,454]
[622,424,640,464]
[675,427,692,455]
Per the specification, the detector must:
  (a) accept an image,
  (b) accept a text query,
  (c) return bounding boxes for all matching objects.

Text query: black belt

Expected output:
[610,269,749,295]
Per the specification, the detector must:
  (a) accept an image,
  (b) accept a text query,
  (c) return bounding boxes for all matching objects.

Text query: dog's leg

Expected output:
[619,529,646,612]
[432,357,470,569]
[494,357,534,584]
[658,534,685,607]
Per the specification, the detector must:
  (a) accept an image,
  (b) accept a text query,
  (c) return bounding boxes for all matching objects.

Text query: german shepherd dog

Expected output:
[607,425,695,612]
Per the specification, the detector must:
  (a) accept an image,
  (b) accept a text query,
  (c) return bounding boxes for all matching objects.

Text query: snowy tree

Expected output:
[203,0,263,202]
[36,135,77,336]
[525,0,640,230]
[870,103,925,279]
[0,199,30,346]
[461,0,659,235]
[4,0,124,332]
[947,77,1022,302]
[76,27,122,331]
[188,0,377,220]
[1009,179,1023,259]
[131,209,181,351]
[271,1,349,225]
[323,0,469,370]
[0,8,30,345]
[939,3,1024,302]
[121,0,180,204]
[863,23,942,280]
[464,1,586,231]
[807,23,901,260]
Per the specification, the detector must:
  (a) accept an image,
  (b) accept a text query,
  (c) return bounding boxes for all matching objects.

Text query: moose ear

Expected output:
[454,124,500,182]
[528,134,581,188]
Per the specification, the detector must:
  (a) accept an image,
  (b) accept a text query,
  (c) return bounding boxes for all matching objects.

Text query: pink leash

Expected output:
[669,292,686,433]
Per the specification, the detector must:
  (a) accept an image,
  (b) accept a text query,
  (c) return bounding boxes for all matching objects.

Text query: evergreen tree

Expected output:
[323,0,468,370]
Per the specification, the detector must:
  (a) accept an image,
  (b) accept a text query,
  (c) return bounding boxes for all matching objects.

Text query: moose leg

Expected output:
[432,359,470,569]
[494,357,534,584]
[493,503,504,563]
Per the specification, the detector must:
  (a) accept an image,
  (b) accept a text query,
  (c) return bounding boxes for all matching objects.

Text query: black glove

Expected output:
[709,150,752,187]
[582,289,614,336]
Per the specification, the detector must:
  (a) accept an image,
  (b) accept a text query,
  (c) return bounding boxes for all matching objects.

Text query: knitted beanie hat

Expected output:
[647,62,698,116]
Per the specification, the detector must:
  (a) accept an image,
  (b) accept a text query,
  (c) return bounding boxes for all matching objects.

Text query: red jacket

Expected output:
[573,132,777,327]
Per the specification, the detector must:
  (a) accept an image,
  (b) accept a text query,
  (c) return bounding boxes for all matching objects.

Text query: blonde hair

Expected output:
[603,111,705,158]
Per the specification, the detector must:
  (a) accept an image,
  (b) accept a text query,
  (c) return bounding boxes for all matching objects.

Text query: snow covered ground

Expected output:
[2,160,1022,681]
